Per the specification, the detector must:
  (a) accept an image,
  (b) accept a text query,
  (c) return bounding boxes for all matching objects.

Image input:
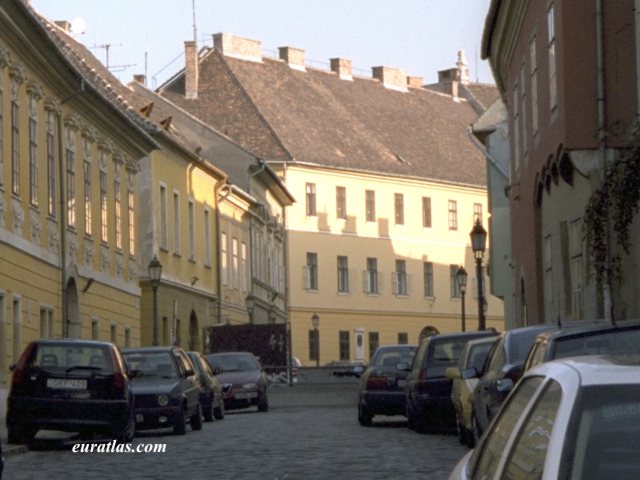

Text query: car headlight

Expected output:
[242,383,257,390]
[157,394,169,406]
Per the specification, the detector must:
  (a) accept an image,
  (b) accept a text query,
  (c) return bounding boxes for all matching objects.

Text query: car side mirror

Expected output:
[213,367,223,375]
[185,368,195,377]
[129,368,142,378]
[9,364,16,372]
[496,378,514,393]
[445,367,461,380]
[397,362,411,372]
[461,367,478,379]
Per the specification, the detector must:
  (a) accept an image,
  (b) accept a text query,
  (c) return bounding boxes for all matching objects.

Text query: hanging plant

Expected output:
[584,125,640,286]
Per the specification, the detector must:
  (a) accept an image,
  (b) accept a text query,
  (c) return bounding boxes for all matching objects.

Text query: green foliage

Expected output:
[584,126,640,286]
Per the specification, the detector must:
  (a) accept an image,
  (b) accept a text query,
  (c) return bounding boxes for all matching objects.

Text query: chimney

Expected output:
[133,74,146,86]
[372,66,407,92]
[184,41,199,99]
[330,58,353,81]
[213,33,262,63]
[279,47,305,71]
[407,76,424,89]
[54,20,71,33]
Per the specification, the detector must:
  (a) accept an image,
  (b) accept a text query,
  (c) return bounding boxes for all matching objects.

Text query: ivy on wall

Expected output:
[584,126,640,286]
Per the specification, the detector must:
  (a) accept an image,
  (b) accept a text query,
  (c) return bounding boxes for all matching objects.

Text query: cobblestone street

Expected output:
[3,383,467,479]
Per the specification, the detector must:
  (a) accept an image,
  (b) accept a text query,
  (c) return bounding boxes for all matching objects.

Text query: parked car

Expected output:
[206,352,269,412]
[357,344,417,426]
[401,331,498,433]
[6,339,135,444]
[186,351,225,422]
[450,355,640,479]
[523,320,640,372]
[122,346,202,435]
[469,324,558,443]
[446,336,498,447]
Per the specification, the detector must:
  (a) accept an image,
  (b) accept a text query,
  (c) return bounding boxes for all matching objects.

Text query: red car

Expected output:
[206,352,269,412]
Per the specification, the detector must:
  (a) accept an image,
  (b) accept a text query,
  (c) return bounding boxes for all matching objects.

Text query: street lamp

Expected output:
[311,313,320,367]
[245,296,255,323]
[470,220,487,331]
[148,255,163,346]
[456,265,468,332]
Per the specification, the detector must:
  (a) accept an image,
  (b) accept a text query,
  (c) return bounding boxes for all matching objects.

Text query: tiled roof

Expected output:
[462,83,501,111]
[160,47,489,188]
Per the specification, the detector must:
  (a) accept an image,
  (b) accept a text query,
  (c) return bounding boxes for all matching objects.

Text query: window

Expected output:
[110,323,117,344]
[84,160,92,236]
[368,332,379,360]
[422,197,432,228]
[40,307,54,339]
[46,110,56,217]
[450,264,461,298]
[503,381,562,478]
[398,332,408,345]
[11,80,20,197]
[306,252,318,290]
[394,260,408,296]
[309,329,319,362]
[448,200,458,230]
[100,170,108,242]
[241,241,248,292]
[91,318,99,340]
[471,378,543,477]
[365,190,376,222]
[221,232,228,285]
[28,96,38,207]
[336,186,347,219]
[365,257,379,294]
[188,200,195,261]
[66,148,76,229]
[173,192,180,254]
[394,193,404,225]
[473,203,483,225]
[159,185,167,249]
[305,183,316,216]
[337,256,349,293]
[128,176,135,255]
[548,4,557,112]
[125,328,131,348]
[530,36,539,135]
[204,208,211,266]
[232,237,239,289]
[114,164,122,250]
[424,262,434,297]
[339,331,350,360]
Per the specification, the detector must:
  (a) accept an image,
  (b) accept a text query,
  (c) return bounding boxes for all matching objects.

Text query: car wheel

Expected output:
[358,404,373,427]
[190,403,203,431]
[115,408,136,443]
[203,399,214,423]
[213,398,225,420]
[456,421,466,445]
[7,425,37,445]
[173,407,187,435]
[471,413,482,447]
[406,403,416,431]
[258,391,269,412]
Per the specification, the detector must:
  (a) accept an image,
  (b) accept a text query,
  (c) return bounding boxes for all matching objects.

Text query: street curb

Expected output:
[3,444,28,458]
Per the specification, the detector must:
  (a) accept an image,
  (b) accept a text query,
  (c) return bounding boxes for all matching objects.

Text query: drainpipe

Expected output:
[58,80,85,337]
[214,181,231,326]
[246,159,267,323]
[595,0,613,322]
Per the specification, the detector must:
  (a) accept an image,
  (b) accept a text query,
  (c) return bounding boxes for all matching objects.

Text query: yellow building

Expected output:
[0,0,158,387]
[159,33,505,365]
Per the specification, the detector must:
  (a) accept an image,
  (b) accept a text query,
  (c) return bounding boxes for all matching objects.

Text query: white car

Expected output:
[450,355,640,479]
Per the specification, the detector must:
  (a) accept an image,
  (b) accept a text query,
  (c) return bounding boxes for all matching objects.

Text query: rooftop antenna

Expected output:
[192,0,198,43]
[475,46,479,83]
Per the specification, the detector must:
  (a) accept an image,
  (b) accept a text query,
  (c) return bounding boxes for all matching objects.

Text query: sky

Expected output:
[31,0,495,89]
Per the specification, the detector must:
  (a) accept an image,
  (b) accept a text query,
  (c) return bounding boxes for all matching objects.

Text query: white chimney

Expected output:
[330,58,353,81]
[279,47,305,71]
[213,33,262,63]
[372,66,407,92]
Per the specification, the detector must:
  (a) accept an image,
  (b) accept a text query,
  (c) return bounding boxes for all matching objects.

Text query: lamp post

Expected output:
[148,255,163,346]
[245,296,255,323]
[311,313,320,367]
[470,220,487,331]
[456,265,468,332]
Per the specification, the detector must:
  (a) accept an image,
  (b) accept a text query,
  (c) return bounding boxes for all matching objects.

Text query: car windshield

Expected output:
[31,344,114,374]
[553,329,640,360]
[370,347,417,367]
[208,354,258,372]
[123,351,178,378]
[563,384,640,479]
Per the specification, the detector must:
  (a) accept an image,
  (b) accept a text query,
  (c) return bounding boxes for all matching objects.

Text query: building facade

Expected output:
[158,33,504,365]
[482,0,639,325]
[0,0,156,387]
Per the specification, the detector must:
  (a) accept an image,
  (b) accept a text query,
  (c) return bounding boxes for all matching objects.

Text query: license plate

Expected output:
[47,378,87,390]
[235,392,258,400]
